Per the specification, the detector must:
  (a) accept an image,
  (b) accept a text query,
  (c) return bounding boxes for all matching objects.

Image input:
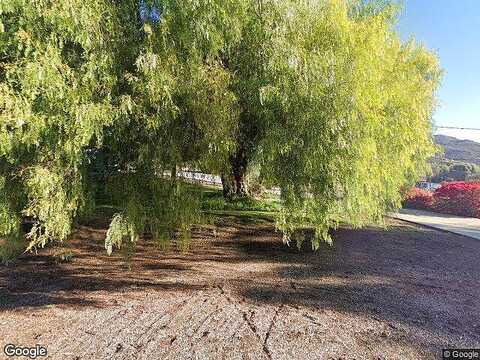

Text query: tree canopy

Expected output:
[0,0,441,258]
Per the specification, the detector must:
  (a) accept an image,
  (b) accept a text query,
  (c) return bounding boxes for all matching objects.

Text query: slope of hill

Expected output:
[434,134,480,165]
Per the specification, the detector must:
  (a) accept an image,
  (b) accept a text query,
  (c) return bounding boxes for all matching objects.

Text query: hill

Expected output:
[434,134,480,165]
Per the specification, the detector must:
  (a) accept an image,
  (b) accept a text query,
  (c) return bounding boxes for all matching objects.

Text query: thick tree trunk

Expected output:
[232,161,248,198]
[221,172,236,200]
[222,146,248,199]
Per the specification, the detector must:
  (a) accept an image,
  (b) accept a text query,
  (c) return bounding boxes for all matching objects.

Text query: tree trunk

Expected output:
[221,172,236,200]
[222,146,248,199]
[232,161,248,198]
[171,165,179,192]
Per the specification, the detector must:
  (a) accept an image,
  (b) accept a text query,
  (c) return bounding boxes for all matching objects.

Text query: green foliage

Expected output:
[0,233,26,263]
[1,0,441,257]
[224,0,441,248]
[0,176,20,237]
[1,0,120,257]
[201,188,280,212]
[429,160,480,182]
[105,214,137,256]
[1,0,241,257]
[105,175,202,253]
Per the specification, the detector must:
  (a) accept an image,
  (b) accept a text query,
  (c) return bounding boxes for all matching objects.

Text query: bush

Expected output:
[433,182,480,218]
[403,188,434,210]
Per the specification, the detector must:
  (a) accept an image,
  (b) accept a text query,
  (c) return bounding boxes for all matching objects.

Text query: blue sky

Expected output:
[397,0,480,142]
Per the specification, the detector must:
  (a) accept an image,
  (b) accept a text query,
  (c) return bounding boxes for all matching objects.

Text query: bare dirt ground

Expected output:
[1,215,479,360]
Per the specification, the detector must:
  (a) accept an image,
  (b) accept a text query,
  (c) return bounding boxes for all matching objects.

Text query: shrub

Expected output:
[433,182,480,218]
[402,188,434,210]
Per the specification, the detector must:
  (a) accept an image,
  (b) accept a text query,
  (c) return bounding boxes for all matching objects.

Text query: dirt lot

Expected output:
[1,215,479,360]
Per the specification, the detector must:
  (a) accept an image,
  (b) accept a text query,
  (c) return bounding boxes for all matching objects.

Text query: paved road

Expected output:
[393,208,480,240]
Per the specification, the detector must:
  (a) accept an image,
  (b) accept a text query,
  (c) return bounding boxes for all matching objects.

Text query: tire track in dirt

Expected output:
[46,309,106,357]
[66,303,141,358]
[119,286,270,360]
[135,292,219,359]
[119,296,192,359]
[98,295,192,360]
[99,301,178,359]
[163,295,237,360]
[216,284,274,360]
[262,304,284,359]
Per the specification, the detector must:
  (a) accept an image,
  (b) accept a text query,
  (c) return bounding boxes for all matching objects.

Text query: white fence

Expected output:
[176,171,222,186]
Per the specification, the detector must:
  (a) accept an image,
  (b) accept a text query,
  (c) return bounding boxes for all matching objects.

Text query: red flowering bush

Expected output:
[433,182,480,218]
[402,188,434,210]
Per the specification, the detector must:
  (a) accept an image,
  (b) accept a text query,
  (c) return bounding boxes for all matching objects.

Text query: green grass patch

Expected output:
[199,188,280,213]
[90,183,280,226]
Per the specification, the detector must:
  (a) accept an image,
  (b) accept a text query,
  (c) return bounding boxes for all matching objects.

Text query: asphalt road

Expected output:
[393,209,480,240]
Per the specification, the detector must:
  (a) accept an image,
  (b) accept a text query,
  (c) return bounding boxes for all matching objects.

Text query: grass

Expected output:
[85,184,280,232]
[199,187,280,213]
[203,210,276,225]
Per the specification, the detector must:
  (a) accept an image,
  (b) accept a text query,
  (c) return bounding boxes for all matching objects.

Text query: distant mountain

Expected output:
[434,135,480,165]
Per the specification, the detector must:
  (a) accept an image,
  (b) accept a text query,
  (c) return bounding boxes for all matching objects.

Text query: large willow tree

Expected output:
[227,0,442,244]
[0,0,440,258]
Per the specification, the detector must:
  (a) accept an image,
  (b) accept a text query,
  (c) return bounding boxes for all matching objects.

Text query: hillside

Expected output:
[434,134,480,165]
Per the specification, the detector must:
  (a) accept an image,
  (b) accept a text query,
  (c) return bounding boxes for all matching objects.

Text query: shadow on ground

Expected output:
[1,215,479,353]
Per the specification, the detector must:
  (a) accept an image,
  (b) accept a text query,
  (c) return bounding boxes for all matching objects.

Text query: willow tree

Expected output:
[1,0,440,258]
[0,0,244,259]
[1,0,122,259]
[241,0,441,245]
[222,0,441,203]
